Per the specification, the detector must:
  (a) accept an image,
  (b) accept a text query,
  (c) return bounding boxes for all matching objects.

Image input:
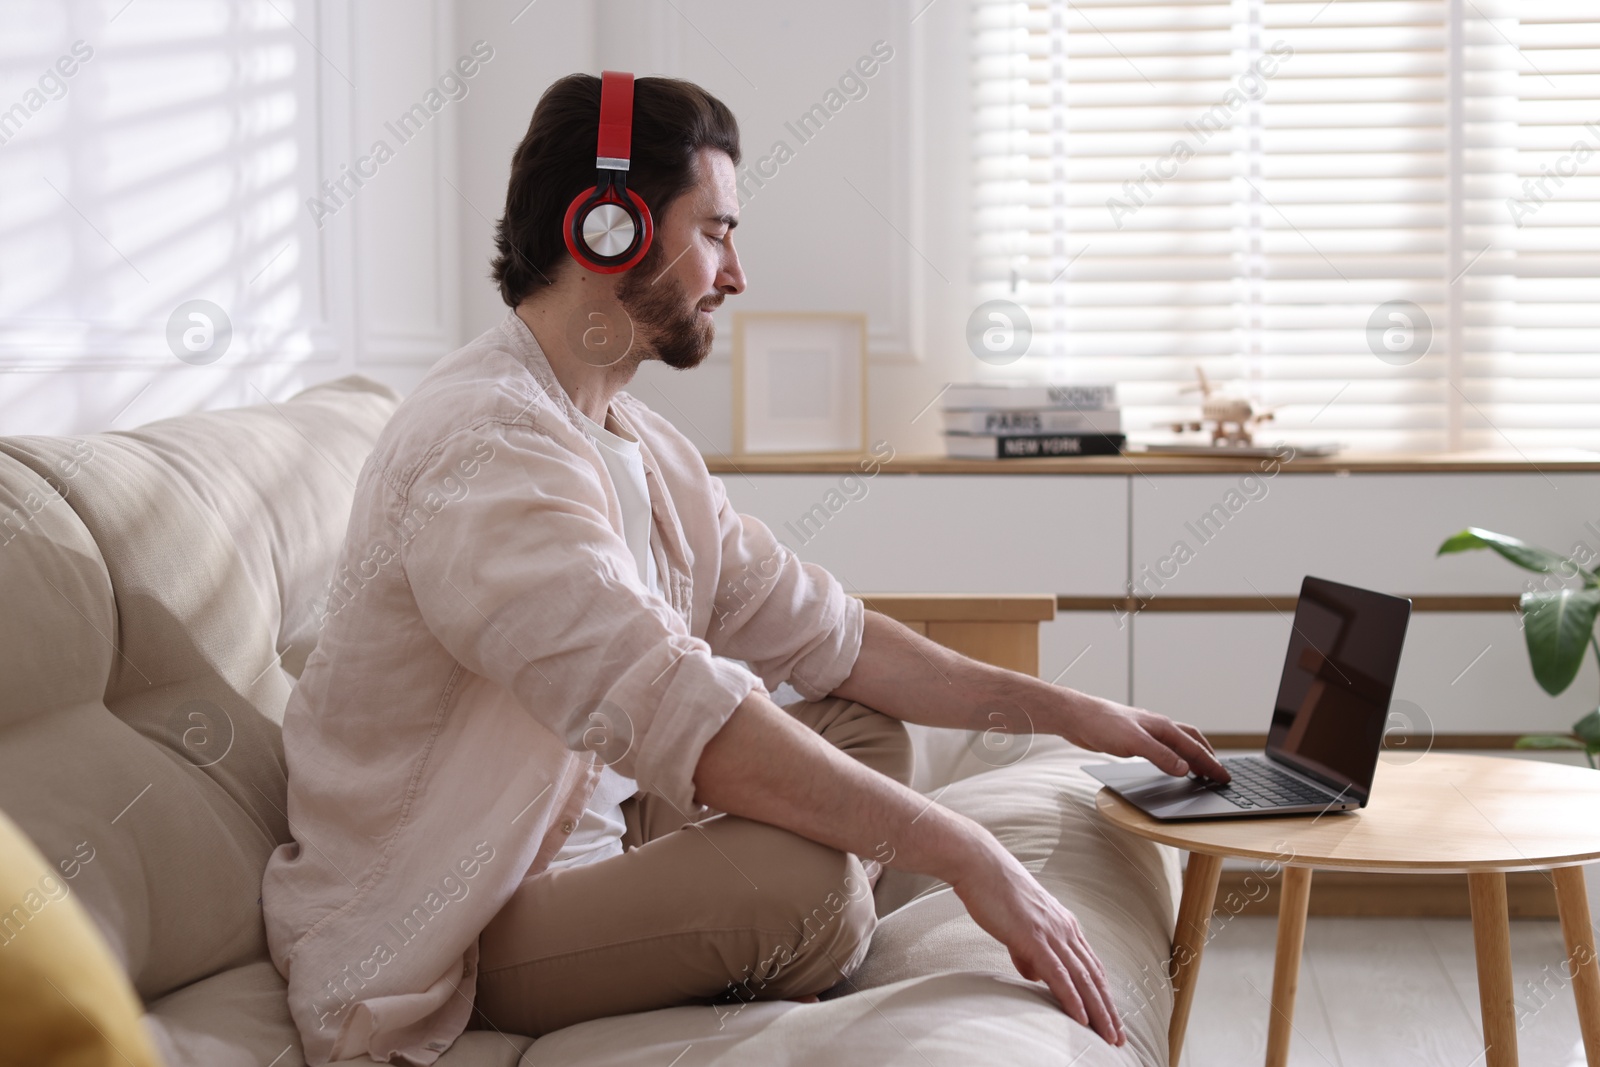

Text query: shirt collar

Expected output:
[500,307,588,439]
[576,406,641,452]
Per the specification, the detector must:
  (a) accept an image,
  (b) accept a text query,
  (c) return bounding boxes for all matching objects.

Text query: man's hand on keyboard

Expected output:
[1036,690,1231,784]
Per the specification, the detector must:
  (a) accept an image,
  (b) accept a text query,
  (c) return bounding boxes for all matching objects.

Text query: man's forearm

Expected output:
[829,608,1056,733]
[691,685,1000,883]
[828,608,1230,783]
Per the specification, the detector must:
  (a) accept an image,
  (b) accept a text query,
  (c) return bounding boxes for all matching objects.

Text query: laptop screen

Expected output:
[1265,576,1412,802]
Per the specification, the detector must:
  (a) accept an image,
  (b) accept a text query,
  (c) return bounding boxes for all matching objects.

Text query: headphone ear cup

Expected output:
[621,187,653,265]
[563,186,654,274]
[562,186,601,268]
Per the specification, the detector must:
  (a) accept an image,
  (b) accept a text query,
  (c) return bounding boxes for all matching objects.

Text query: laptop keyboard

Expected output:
[1204,757,1337,809]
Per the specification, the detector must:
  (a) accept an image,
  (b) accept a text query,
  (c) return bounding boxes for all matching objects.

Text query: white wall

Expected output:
[454,0,595,343]
[0,0,970,459]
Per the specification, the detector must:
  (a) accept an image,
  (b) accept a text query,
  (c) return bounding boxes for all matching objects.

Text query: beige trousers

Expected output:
[466,695,916,1037]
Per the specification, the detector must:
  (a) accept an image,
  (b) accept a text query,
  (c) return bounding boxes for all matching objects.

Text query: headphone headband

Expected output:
[596,71,634,171]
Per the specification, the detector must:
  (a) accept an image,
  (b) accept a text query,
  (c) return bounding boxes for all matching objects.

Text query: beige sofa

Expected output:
[0,376,1181,1066]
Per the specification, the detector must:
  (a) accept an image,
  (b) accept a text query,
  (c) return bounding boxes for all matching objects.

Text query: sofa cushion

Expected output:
[144,960,537,1067]
[0,446,114,725]
[0,377,399,1005]
[516,970,1153,1066]
[0,452,269,1001]
[0,701,280,1005]
[87,375,401,684]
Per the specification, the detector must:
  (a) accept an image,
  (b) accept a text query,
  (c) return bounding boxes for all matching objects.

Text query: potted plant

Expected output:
[1437,527,1600,766]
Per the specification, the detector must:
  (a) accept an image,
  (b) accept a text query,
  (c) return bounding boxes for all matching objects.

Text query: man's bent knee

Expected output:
[785,851,876,987]
[730,838,877,1002]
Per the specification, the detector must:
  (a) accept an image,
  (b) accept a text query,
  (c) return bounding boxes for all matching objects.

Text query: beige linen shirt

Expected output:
[261,309,865,1066]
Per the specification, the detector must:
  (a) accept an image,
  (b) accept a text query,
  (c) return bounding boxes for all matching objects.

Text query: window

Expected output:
[972,0,1600,452]
[0,3,331,369]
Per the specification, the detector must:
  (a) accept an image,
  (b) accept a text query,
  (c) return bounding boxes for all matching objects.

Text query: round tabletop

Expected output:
[1095,752,1600,873]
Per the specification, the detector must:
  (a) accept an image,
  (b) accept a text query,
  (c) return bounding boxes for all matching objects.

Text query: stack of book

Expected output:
[941,382,1125,459]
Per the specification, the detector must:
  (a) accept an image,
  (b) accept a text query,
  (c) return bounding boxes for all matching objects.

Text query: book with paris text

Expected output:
[941,407,1122,436]
[944,432,1126,459]
[941,381,1117,411]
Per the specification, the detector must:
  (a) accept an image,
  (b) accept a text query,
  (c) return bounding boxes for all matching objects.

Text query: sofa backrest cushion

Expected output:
[0,442,114,719]
[0,376,398,1002]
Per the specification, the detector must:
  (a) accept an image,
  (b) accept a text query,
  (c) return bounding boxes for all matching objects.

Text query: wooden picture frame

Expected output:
[732,312,868,457]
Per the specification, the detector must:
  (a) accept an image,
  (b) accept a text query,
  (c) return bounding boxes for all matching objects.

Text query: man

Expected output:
[262,72,1229,1066]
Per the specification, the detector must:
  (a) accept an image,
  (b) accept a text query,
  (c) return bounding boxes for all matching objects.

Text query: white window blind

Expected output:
[972,0,1600,452]
[0,3,332,368]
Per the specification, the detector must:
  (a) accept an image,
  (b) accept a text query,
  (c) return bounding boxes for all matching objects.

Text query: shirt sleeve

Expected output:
[398,418,765,814]
[703,474,865,702]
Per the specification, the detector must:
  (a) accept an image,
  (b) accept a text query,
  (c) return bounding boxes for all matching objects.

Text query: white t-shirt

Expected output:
[546,404,656,870]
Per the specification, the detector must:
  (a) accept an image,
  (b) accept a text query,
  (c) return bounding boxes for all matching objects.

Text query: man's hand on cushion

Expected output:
[948,833,1126,1046]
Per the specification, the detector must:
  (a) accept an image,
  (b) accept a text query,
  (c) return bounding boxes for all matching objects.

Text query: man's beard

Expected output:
[615,245,719,370]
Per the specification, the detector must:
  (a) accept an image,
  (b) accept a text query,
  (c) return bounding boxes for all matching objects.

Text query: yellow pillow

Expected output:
[0,807,164,1067]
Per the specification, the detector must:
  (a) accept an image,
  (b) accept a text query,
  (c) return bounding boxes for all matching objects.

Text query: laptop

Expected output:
[1085,576,1412,820]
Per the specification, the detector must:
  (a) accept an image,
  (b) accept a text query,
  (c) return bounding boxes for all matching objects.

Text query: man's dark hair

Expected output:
[491,74,741,307]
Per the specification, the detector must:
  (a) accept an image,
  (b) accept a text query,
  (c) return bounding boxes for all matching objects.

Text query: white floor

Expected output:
[1182,915,1587,1066]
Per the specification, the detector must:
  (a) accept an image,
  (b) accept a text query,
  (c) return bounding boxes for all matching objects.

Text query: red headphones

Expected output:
[563,71,654,273]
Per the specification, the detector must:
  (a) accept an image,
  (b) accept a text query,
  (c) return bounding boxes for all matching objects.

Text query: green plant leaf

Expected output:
[1514,734,1587,750]
[1437,527,1572,575]
[1573,708,1600,746]
[1520,588,1600,696]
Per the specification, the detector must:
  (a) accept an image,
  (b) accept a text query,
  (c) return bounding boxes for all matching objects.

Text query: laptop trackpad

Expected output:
[1120,773,1212,806]
[1115,771,1241,818]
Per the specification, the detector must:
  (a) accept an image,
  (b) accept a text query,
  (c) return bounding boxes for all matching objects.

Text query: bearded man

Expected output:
[262,72,1225,1067]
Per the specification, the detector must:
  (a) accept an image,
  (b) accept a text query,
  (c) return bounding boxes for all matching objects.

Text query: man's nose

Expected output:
[718,246,746,296]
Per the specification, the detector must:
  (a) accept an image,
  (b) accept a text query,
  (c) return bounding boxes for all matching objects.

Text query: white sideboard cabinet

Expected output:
[711,453,1600,741]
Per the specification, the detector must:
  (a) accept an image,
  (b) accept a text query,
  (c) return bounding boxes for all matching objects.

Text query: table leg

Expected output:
[1265,865,1313,1067]
[1468,871,1518,1067]
[1169,851,1222,1067]
[1553,866,1600,1067]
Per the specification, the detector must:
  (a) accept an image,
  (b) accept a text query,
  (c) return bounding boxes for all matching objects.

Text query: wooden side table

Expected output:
[1095,753,1600,1067]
